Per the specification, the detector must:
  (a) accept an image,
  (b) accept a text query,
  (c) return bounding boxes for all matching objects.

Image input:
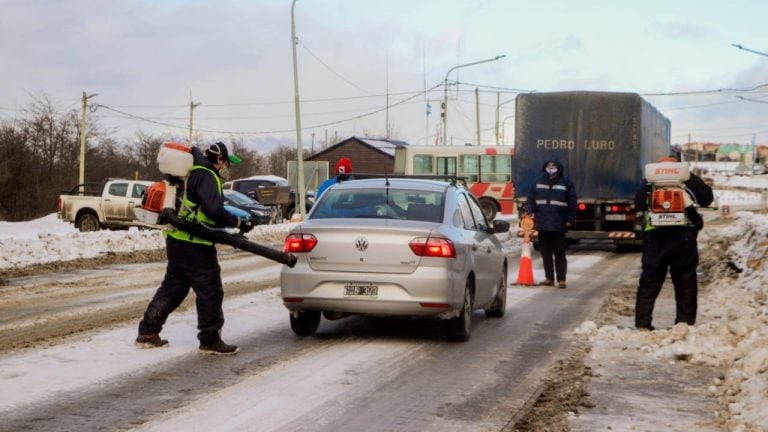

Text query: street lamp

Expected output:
[501,114,515,145]
[291,0,306,220]
[441,55,505,145]
[732,43,768,57]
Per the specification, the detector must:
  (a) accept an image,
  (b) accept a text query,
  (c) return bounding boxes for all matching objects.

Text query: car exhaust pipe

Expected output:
[162,208,298,268]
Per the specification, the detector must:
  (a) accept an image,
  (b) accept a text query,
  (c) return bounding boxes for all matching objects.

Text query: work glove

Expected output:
[239,218,255,234]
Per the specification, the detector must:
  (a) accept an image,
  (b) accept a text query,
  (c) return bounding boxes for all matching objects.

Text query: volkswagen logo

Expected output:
[354,236,369,252]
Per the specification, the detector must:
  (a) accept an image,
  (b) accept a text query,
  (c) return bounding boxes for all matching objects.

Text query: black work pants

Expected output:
[138,236,224,344]
[635,229,699,328]
[537,231,568,282]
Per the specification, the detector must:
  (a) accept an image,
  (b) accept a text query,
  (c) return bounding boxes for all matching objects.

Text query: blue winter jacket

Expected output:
[524,161,578,233]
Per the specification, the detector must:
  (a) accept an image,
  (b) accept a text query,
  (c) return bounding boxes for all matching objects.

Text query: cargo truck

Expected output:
[513,91,671,249]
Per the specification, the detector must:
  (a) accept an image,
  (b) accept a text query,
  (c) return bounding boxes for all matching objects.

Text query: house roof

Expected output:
[310,136,409,159]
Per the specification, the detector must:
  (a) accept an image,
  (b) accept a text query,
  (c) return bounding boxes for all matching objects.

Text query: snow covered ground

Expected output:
[575,174,768,431]
[0,215,294,270]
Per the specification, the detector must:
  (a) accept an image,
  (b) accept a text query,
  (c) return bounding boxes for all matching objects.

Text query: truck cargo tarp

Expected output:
[513,91,671,201]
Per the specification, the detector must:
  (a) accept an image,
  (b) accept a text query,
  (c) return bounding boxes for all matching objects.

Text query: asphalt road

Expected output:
[0,246,639,432]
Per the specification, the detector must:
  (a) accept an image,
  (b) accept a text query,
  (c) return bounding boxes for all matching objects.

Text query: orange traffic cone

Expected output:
[515,240,535,285]
[515,214,535,286]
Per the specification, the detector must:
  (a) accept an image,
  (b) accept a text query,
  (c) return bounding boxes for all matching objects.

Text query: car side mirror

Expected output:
[490,219,510,234]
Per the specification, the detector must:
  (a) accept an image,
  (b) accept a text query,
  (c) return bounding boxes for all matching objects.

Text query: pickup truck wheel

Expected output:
[77,214,100,232]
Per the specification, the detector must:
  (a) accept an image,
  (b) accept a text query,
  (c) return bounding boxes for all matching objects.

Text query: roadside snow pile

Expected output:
[0,213,293,270]
[578,212,768,432]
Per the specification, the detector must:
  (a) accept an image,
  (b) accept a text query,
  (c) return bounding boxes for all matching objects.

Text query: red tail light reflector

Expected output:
[283,233,318,253]
[419,302,451,308]
[577,203,587,211]
[409,237,456,258]
[283,297,304,303]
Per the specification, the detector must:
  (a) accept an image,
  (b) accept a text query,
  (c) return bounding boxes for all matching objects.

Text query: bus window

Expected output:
[480,154,512,182]
[459,155,479,182]
[436,156,457,176]
[414,154,433,174]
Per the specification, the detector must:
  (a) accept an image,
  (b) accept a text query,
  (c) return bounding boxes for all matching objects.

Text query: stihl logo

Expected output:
[657,213,680,220]
[655,168,680,175]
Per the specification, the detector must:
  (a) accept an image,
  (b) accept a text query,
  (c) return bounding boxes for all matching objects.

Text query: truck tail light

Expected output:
[577,203,587,211]
[409,237,456,258]
[284,233,317,253]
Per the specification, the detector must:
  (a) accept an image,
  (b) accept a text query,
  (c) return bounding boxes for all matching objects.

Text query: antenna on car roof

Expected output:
[385,173,390,203]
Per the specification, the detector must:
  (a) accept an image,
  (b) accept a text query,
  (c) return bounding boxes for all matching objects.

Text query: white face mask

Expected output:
[546,166,558,175]
[218,166,231,180]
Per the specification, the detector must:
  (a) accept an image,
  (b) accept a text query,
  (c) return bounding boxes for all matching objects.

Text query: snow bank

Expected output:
[579,212,768,431]
[0,214,293,270]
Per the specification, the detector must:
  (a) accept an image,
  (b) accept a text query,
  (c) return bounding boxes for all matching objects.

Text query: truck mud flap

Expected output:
[162,209,298,268]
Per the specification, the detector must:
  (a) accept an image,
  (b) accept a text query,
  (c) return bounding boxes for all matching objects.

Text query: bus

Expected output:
[393,145,515,220]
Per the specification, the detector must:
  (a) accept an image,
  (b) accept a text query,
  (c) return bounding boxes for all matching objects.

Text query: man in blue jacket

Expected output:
[524,160,578,288]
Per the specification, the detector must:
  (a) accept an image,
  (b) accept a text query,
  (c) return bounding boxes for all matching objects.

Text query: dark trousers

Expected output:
[538,231,568,282]
[138,236,224,344]
[635,229,699,328]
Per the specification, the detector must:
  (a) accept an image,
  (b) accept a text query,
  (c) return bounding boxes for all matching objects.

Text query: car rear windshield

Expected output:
[311,188,443,222]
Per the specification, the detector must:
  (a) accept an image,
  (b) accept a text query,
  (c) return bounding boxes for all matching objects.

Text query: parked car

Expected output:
[279,177,510,342]
[223,189,272,226]
[58,179,154,232]
[223,175,314,221]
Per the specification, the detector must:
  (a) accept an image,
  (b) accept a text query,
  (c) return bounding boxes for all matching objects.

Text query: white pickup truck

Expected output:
[58,179,154,232]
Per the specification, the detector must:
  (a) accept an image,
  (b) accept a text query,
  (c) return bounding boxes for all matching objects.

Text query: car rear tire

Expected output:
[447,281,473,342]
[77,213,100,232]
[485,268,507,318]
[289,310,321,336]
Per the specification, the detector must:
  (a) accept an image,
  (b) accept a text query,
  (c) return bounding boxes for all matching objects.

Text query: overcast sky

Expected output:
[2,0,767,152]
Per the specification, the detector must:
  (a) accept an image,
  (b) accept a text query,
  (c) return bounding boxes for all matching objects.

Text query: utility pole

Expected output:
[79,91,98,194]
[475,88,481,145]
[188,91,201,147]
[495,92,500,145]
[291,0,306,220]
[386,54,390,139]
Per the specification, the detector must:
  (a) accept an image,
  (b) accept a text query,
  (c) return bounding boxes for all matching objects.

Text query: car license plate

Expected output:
[344,283,378,296]
[605,214,627,221]
[649,212,685,226]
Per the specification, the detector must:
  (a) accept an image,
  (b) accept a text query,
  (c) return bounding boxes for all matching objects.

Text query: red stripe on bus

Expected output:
[470,183,490,196]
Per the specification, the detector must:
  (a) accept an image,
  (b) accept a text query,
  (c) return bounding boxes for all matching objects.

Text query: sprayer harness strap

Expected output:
[165,166,222,245]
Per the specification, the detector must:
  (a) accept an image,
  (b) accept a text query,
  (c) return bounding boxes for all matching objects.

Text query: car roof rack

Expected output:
[345,173,468,187]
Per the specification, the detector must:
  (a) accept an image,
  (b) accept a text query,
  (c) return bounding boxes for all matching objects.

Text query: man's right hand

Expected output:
[239,218,254,234]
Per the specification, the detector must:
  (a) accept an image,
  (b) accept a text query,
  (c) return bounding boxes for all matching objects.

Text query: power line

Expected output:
[92,82,443,136]
[298,40,376,96]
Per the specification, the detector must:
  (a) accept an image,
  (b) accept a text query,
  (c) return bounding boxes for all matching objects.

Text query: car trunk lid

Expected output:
[299,220,436,274]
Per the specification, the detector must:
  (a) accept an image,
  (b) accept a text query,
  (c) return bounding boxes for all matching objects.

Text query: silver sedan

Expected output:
[280,178,510,341]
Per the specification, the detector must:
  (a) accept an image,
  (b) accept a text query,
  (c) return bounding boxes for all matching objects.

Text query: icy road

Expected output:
[0,246,636,432]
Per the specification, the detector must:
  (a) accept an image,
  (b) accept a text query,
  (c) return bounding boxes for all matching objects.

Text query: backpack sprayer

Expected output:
[133,143,297,267]
[643,160,701,229]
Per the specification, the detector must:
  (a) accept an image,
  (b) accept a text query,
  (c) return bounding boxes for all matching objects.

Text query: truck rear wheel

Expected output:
[77,213,100,232]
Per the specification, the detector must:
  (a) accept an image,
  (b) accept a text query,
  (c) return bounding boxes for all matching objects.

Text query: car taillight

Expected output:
[283,233,317,253]
[409,237,456,258]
